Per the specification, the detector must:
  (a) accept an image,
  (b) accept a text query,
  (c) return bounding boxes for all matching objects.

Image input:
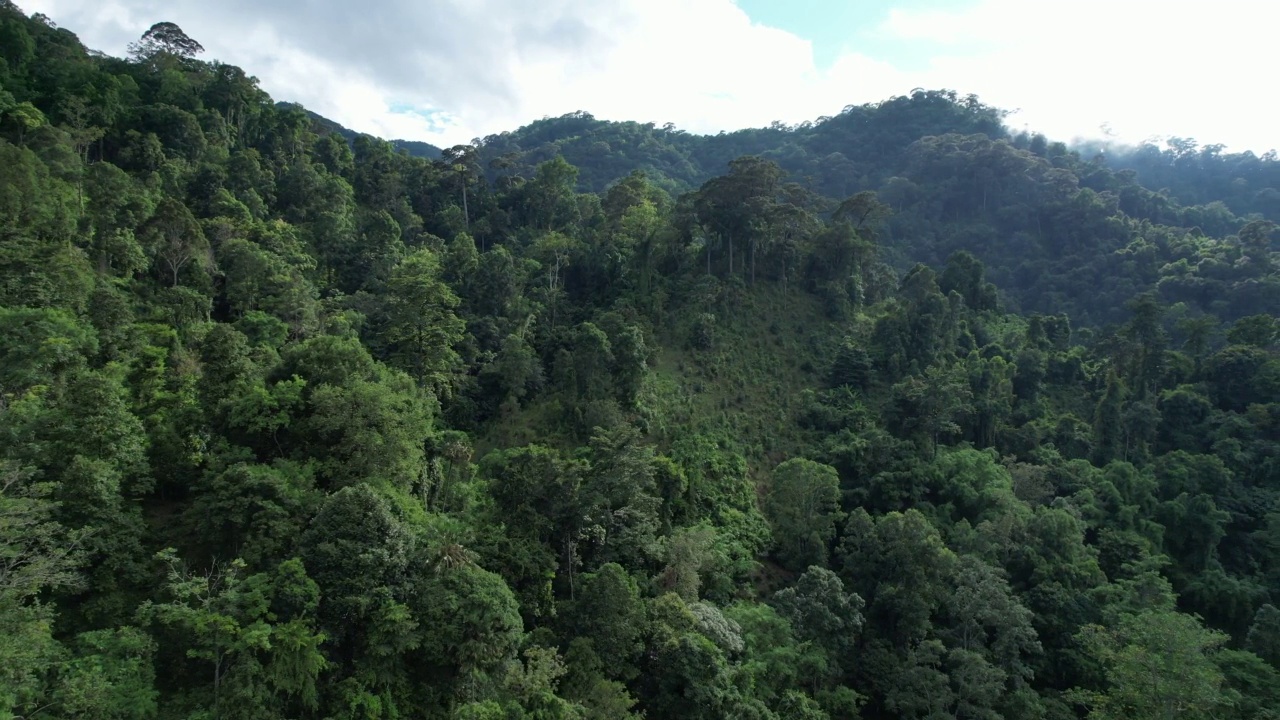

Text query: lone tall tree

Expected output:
[128,22,205,61]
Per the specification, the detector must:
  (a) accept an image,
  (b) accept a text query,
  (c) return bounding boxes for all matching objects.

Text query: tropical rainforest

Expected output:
[2,6,1279,720]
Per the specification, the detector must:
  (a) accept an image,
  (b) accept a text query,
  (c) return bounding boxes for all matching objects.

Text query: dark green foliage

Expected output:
[829,338,873,390]
[1,6,1277,716]
[765,459,844,570]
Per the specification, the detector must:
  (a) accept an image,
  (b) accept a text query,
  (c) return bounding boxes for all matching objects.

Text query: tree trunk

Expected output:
[461,179,469,230]
[214,655,223,718]
[564,536,575,600]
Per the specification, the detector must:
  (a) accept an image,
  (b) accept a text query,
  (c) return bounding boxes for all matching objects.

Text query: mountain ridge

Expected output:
[277,101,444,159]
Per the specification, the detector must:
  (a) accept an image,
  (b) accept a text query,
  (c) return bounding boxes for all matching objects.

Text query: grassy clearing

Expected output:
[641,282,835,475]
[477,281,845,481]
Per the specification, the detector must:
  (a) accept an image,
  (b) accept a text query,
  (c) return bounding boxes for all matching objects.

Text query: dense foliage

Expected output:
[1,5,1278,719]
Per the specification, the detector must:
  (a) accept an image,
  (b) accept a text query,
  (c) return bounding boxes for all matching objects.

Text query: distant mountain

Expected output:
[467,92,1008,197]
[467,99,1280,224]
[279,98,1278,228]
[278,102,443,159]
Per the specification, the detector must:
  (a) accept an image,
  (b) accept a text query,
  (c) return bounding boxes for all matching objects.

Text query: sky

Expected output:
[20,0,1279,153]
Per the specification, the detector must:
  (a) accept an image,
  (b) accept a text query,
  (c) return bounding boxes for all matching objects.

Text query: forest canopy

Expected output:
[1,5,1278,720]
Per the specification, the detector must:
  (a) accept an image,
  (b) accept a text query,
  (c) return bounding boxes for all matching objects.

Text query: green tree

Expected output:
[1245,604,1280,668]
[186,461,320,570]
[693,156,784,280]
[773,566,864,672]
[939,250,997,312]
[0,140,92,311]
[482,444,587,610]
[140,198,210,287]
[410,563,524,684]
[890,364,974,457]
[764,458,844,570]
[294,370,436,491]
[1227,314,1278,348]
[82,161,151,276]
[533,231,581,326]
[571,563,646,679]
[0,461,85,717]
[1070,609,1231,720]
[140,552,259,713]
[52,627,158,720]
[1121,293,1168,397]
[942,556,1040,691]
[523,156,581,232]
[140,552,327,717]
[127,21,205,61]
[579,426,662,572]
[383,248,466,395]
[837,509,957,648]
[1093,369,1127,464]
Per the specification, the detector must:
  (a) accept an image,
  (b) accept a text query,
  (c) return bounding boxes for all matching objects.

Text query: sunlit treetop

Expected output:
[127,21,205,61]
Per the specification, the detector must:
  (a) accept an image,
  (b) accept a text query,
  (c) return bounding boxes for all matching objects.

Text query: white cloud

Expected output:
[875,0,1279,152]
[19,0,1279,153]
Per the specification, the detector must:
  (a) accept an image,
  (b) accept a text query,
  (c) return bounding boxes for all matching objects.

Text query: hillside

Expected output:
[283,102,443,160]
[470,101,1279,327]
[1,7,1279,720]
[469,93,1005,196]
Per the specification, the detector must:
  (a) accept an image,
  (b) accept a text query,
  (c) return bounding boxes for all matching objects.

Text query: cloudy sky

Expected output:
[21,0,1278,153]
